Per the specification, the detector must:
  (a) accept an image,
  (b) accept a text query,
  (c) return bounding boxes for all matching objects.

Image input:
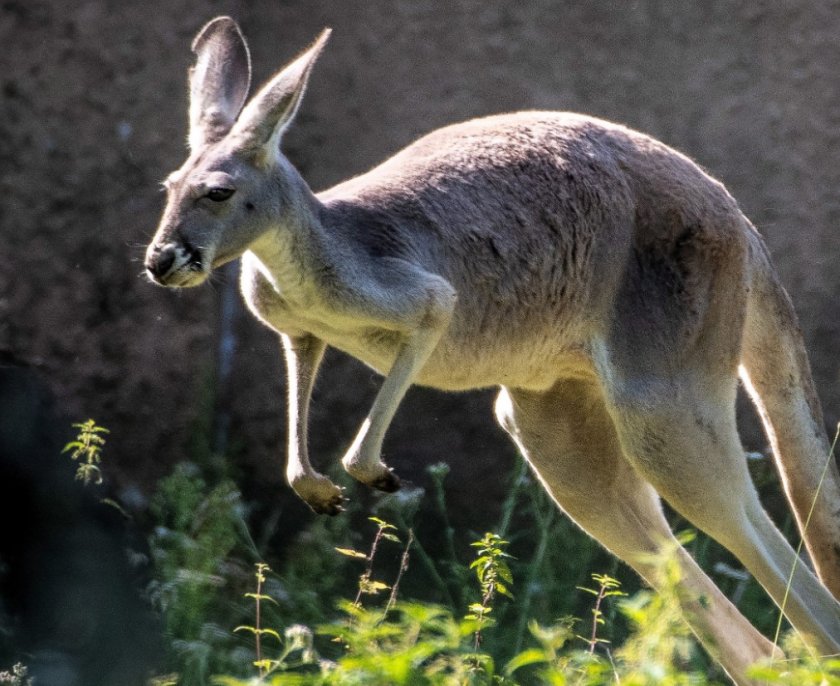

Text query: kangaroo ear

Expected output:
[188,16,252,150]
[231,28,331,162]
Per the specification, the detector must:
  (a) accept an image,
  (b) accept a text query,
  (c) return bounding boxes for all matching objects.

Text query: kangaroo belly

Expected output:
[242,249,598,391]
[318,323,593,392]
[417,337,595,391]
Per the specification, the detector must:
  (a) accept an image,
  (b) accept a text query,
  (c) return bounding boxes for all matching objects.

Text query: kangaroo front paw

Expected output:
[345,461,402,493]
[344,459,400,493]
[342,442,402,493]
[290,473,345,516]
[306,491,346,516]
[370,468,401,493]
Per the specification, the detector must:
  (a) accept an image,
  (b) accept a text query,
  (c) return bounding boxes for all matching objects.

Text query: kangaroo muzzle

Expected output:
[145,241,204,286]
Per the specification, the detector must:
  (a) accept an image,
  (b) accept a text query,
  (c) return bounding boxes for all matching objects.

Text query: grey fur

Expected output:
[145,18,840,684]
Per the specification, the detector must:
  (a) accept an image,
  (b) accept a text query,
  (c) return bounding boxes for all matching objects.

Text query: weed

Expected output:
[467,533,514,651]
[749,632,840,685]
[226,563,320,683]
[577,573,626,655]
[336,517,403,608]
[62,418,109,485]
[147,462,248,685]
[235,563,280,678]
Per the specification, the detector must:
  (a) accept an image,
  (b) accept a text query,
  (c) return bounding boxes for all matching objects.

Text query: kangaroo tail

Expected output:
[739,226,840,598]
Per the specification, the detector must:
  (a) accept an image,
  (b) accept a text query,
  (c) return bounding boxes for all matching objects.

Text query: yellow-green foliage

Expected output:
[62,418,109,485]
[210,522,840,686]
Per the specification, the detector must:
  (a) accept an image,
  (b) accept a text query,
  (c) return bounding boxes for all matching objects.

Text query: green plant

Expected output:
[319,601,473,685]
[489,460,624,663]
[213,512,840,686]
[615,547,710,684]
[577,573,627,655]
[147,462,249,685]
[131,438,840,686]
[749,632,840,685]
[62,418,109,485]
[336,517,404,608]
[426,462,467,607]
[235,563,281,678]
[224,562,319,684]
[467,533,514,651]
[503,540,717,685]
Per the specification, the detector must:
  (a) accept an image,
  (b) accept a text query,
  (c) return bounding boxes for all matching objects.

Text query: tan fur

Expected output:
[145,18,840,684]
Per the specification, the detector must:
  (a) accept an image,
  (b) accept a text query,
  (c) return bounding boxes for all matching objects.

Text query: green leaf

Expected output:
[746,665,783,681]
[359,578,391,594]
[495,581,514,599]
[254,628,282,642]
[368,516,396,530]
[504,648,548,675]
[100,498,130,518]
[497,565,514,584]
[335,547,368,559]
[244,592,278,604]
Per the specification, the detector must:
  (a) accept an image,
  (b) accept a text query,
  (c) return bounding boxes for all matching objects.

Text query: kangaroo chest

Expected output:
[240,251,593,391]
[240,251,404,367]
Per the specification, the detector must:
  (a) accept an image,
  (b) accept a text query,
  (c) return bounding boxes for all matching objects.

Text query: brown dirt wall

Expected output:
[3,0,840,526]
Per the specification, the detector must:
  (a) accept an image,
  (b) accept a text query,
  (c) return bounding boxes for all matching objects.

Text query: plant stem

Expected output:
[354,525,385,607]
[391,511,456,608]
[255,565,265,677]
[384,529,414,618]
[588,583,607,654]
[497,459,529,540]
[512,491,556,656]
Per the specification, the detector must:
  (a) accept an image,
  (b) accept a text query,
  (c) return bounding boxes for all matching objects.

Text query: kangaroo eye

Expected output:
[206,187,235,202]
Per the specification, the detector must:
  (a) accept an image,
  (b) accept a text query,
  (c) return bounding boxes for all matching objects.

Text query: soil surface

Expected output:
[4,0,840,527]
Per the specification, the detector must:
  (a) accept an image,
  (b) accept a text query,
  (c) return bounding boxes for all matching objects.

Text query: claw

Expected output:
[370,469,401,493]
[290,473,346,516]
[307,492,346,516]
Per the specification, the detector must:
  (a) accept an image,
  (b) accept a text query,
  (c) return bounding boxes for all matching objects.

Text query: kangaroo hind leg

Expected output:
[495,380,777,686]
[599,353,840,658]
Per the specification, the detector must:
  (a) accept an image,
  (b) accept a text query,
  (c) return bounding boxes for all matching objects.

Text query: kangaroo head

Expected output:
[145,17,330,287]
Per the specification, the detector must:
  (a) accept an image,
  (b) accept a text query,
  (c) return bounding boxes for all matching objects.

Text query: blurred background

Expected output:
[2,1,840,683]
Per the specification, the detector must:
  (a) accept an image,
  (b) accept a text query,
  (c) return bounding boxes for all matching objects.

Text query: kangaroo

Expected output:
[145,17,840,684]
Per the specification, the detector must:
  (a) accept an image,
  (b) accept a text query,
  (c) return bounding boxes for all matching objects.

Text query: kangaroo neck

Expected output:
[247,164,343,302]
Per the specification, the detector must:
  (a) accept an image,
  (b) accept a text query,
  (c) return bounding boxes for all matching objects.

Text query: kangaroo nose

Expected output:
[146,244,177,279]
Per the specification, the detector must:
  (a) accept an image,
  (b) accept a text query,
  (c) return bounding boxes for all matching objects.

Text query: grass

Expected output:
[208,521,840,686]
[41,419,840,685]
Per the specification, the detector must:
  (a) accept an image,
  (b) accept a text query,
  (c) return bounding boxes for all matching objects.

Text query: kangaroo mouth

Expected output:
[145,241,211,288]
[146,241,247,287]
